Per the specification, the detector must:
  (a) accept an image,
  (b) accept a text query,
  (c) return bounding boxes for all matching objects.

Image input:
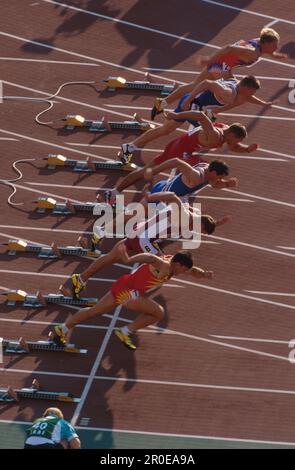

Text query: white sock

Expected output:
[121,326,131,335]
[62,325,69,334]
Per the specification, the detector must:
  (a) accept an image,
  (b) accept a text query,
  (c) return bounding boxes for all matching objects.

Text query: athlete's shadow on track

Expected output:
[246,83,290,134]
[116,0,255,69]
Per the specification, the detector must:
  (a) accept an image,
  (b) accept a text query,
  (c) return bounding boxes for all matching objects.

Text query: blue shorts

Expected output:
[174,92,222,126]
[151,180,167,194]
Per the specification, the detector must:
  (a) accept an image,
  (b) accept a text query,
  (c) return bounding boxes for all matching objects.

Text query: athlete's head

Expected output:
[43,407,64,419]
[171,250,193,274]
[224,123,247,146]
[260,28,280,54]
[201,215,216,235]
[208,160,229,185]
[239,75,260,97]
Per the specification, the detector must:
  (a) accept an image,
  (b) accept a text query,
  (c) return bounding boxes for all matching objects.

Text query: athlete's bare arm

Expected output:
[246,95,274,106]
[228,142,258,153]
[165,110,220,141]
[181,79,234,110]
[117,243,168,270]
[200,44,257,67]
[212,177,239,190]
[151,157,204,187]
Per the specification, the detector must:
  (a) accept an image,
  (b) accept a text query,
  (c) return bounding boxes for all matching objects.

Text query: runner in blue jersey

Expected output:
[151,27,288,120]
[24,407,81,449]
[150,159,238,201]
[120,75,269,161]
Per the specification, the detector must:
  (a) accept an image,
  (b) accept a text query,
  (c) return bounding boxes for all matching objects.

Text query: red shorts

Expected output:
[153,136,202,167]
[111,275,141,305]
[124,237,160,255]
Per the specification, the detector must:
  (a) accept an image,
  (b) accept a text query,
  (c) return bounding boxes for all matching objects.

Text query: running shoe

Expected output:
[50,325,67,346]
[151,97,164,120]
[71,273,86,299]
[115,328,136,350]
[120,143,135,164]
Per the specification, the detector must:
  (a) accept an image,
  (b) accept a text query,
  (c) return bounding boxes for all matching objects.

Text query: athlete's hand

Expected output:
[203,270,214,280]
[226,177,239,188]
[164,111,178,120]
[142,182,151,202]
[247,143,259,153]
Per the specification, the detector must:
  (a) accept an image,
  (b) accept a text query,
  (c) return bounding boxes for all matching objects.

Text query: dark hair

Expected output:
[240,75,260,90]
[171,251,193,269]
[201,215,216,235]
[208,160,229,176]
[227,123,247,139]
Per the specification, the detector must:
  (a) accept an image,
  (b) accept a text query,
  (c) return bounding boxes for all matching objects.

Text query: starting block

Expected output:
[45,154,139,173]
[3,289,97,308]
[5,239,100,259]
[63,113,155,132]
[3,337,87,354]
[0,379,80,403]
[35,197,114,216]
[104,74,176,96]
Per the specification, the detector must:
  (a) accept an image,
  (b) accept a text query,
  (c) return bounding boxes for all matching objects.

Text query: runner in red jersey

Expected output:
[107,110,257,204]
[64,189,230,300]
[151,27,288,119]
[50,246,213,350]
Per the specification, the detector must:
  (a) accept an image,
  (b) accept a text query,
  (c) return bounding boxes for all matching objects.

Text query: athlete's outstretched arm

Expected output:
[151,157,204,187]
[145,190,183,208]
[165,110,219,139]
[246,95,274,107]
[117,243,167,270]
[228,142,258,153]
[187,266,214,279]
[181,80,233,110]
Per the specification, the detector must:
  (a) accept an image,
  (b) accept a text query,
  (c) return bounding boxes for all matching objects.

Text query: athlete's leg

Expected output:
[125,296,165,331]
[121,120,179,159]
[79,239,126,283]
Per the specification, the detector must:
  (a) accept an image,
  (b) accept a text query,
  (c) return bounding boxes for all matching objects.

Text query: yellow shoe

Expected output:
[151,97,164,121]
[71,273,85,299]
[115,329,136,350]
[50,325,67,346]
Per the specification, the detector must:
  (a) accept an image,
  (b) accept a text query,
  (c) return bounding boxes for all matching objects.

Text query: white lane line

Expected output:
[206,234,295,259]
[0,418,293,447]
[0,31,185,86]
[0,224,96,235]
[65,143,286,162]
[0,57,99,66]
[264,19,279,28]
[0,269,180,289]
[245,291,295,297]
[10,182,85,204]
[0,317,165,334]
[0,231,47,247]
[24,181,254,202]
[70,259,140,427]
[277,246,295,250]
[143,67,294,82]
[0,137,18,141]
[3,80,162,126]
[223,188,295,209]
[199,0,295,26]
[1,367,88,379]
[94,375,295,397]
[172,277,295,312]
[0,127,122,162]
[70,305,121,426]
[105,103,295,120]
[211,335,290,345]
[258,147,295,161]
